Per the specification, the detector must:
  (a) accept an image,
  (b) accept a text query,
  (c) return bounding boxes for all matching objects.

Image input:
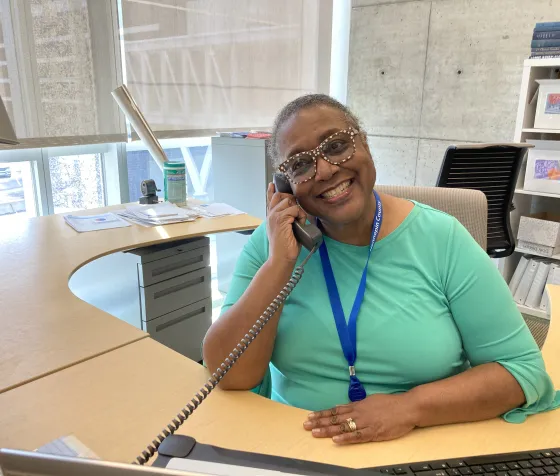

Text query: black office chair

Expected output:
[436,143,533,258]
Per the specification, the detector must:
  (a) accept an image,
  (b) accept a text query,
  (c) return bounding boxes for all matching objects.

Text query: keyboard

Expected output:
[367,448,560,476]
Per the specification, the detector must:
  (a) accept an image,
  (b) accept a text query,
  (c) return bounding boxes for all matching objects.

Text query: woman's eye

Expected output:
[324,140,348,154]
[291,157,312,172]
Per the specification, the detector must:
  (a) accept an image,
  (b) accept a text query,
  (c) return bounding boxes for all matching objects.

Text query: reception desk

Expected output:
[0,208,260,393]
[0,207,559,470]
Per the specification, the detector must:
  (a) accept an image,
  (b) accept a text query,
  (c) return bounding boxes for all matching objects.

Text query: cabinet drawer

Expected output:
[143,298,211,361]
[128,236,209,264]
[138,246,210,287]
[141,267,211,321]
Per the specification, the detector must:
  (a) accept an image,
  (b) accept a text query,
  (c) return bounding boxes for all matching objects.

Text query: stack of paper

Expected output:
[64,213,131,233]
[115,202,199,227]
[190,203,246,218]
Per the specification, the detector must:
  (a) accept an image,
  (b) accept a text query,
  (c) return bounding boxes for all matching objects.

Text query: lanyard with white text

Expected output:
[318,190,383,402]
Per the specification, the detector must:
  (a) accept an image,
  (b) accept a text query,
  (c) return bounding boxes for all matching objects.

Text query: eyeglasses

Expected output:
[278,128,359,184]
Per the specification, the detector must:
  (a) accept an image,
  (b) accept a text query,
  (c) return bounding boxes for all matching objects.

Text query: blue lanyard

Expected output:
[318,190,383,402]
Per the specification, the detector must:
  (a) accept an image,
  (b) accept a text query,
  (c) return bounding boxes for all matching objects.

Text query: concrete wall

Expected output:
[348,0,560,187]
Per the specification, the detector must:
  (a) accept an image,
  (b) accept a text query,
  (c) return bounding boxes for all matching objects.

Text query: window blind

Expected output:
[0,0,331,149]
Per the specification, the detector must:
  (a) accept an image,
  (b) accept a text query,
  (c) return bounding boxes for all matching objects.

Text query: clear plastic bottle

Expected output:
[163,162,187,205]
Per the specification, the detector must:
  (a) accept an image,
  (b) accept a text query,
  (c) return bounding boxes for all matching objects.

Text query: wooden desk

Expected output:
[1,287,559,469]
[0,209,260,393]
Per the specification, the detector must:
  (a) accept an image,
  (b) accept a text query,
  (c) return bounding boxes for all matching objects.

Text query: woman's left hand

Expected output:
[303,393,419,444]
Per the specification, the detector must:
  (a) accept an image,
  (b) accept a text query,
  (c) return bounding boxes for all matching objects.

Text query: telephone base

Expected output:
[153,434,376,475]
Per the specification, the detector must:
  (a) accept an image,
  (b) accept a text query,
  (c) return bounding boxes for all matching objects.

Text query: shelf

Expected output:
[521,128,560,134]
[515,247,560,261]
[515,188,560,198]
[517,303,549,320]
[525,58,560,67]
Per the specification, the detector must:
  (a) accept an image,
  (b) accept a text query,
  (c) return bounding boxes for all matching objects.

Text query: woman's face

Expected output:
[276,105,376,226]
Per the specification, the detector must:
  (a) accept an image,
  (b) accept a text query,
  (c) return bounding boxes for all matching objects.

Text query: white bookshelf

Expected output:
[516,303,549,320]
[515,247,560,261]
[507,58,560,320]
[515,188,560,198]
[521,128,560,134]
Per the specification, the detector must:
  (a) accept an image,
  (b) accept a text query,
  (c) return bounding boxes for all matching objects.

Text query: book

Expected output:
[531,39,560,48]
[517,239,555,257]
[539,263,559,312]
[535,22,560,31]
[514,259,539,304]
[509,256,529,295]
[533,30,560,40]
[525,261,551,308]
[530,55,560,59]
[532,46,560,53]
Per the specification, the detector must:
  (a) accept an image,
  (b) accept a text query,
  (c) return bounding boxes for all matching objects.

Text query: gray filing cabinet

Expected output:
[69,237,212,362]
[212,137,272,293]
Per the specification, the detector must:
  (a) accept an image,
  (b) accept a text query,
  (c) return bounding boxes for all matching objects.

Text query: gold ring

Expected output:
[346,418,357,432]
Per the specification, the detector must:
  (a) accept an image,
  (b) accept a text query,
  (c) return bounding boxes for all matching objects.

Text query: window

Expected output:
[126,137,213,202]
[0,161,38,219]
[48,153,105,214]
[118,0,330,132]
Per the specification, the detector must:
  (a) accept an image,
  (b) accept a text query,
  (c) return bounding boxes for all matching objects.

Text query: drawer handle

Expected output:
[155,305,206,332]
[151,255,203,277]
[153,276,204,300]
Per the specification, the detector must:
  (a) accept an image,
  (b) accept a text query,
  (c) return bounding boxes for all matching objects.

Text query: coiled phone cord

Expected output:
[134,246,318,465]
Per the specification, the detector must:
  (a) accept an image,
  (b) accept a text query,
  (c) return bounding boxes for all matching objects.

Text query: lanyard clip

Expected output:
[349,366,356,376]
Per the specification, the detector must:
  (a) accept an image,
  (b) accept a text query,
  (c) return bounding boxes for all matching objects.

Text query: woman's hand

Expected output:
[266,182,307,264]
[303,393,419,444]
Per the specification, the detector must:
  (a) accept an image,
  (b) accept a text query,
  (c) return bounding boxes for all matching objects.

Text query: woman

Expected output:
[203,94,560,445]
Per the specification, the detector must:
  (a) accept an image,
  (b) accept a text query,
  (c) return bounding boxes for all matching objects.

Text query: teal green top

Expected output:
[221,202,560,422]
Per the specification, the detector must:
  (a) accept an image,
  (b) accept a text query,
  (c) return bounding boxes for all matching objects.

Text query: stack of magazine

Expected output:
[65,202,246,232]
[509,256,560,313]
[114,202,245,227]
[115,202,199,227]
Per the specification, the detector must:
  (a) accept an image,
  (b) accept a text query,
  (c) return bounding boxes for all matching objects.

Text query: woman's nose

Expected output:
[315,156,338,181]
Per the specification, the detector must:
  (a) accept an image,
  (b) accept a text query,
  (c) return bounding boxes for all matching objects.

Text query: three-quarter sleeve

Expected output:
[217,223,272,398]
[442,218,560,422]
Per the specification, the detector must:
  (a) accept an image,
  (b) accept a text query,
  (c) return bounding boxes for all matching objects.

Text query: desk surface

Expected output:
[1,288,559,469]
[0,208,260,393]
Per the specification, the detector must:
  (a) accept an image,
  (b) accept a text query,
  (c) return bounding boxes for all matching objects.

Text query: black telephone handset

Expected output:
[135,176,322,467]
[272,173,323,251]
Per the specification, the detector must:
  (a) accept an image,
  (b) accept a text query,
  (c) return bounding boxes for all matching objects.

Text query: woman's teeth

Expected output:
[321,180,351,199]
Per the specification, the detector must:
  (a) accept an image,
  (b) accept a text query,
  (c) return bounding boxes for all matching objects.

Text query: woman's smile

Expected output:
[318,178,354,203]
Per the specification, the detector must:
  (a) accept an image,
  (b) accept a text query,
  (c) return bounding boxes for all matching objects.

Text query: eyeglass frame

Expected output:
[277,127,360,185]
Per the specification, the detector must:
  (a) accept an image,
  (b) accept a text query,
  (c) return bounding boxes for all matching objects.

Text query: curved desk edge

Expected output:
[0,208,261,394]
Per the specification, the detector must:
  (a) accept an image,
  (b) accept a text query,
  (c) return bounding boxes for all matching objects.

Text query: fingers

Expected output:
[267,182,297,214]
[333,428,371,445]
[306,405,353,421]
[306,417,362,438]
[295,204,307,225]
[267,182,274,209]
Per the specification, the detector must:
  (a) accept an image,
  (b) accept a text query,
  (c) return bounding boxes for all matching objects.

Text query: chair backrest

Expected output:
[435,143,532,258]
[376,185,488,250]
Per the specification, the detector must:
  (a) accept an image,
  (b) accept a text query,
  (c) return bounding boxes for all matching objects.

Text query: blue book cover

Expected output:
[531,39,560,48]
[535,22,560,31]
[533,30,560,40]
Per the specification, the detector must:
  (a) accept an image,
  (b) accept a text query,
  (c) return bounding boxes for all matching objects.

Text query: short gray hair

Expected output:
[268,94,363,169]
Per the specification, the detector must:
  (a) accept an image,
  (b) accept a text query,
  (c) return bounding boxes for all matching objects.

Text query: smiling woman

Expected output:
[202,94,560,446]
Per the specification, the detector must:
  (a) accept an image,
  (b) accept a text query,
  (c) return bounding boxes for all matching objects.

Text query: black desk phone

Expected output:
[272,173,323,252]
[135,174,365,474]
